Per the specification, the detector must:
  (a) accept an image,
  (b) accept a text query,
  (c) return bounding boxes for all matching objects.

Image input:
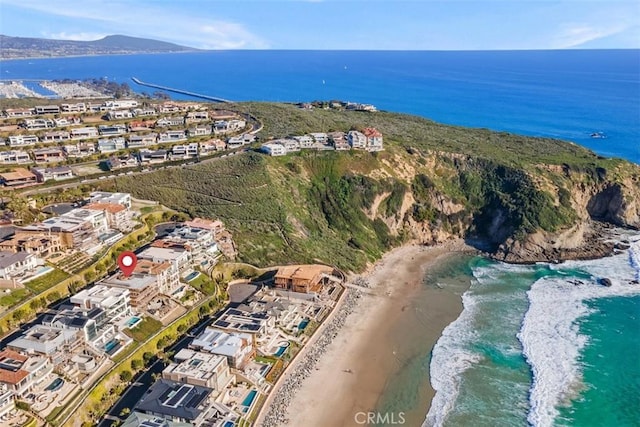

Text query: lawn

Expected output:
[23,268,70,294]
[123,317,163,342]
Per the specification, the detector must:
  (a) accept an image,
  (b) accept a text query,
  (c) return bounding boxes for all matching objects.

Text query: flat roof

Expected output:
[275,264,333,282]
[136,379,211,421]
[0,168,36,181]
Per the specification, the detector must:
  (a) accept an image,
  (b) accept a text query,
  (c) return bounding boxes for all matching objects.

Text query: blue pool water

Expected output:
[126,316,141,327]
[242,390,257,407]
[273,346,286,357]
[223,422,234,427]
[298,319,310,330]
[104,340,118,352]
[185,271,200,281]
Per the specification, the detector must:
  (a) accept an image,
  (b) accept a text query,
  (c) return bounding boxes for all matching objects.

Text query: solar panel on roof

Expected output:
[186,390,207,408]
[164,384,192,407]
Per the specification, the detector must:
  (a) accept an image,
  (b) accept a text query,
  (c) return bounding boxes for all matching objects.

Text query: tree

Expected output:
[119,370,132,382]
[130,359,142,370]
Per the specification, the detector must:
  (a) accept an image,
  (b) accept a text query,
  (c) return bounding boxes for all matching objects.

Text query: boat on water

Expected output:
[591,131,606,138]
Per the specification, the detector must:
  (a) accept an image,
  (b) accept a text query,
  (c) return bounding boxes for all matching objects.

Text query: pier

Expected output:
[131,77,231,103]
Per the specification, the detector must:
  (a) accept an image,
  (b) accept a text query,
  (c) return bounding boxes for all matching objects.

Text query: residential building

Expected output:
[85,203,128,230]
[158,130,187,143]
[98,124,127,136]
[53,117,81,127]
[329,131,350,151]
[0,151,31,165]
[281,139,301,153]
[22,118,55,130]
[34,105,61,115]
[0,349,52,397]
[70,285,132,320]
[103,155,138,170]
[133,259,180,295]
[186,143,199,157]
[260,142,286,156]
[64,142,96,157]
[7,326,82,365]
[213,119,245,134]
[347,130,367,149]
[171,145,187,157]
[62,208,109,235]
[292,135,314,148]
[139,149,168,164]
[132,108,157,117]
[227,134,255,147]
[138,246,191,272]
[31,166,74,182]
[0,383,14,419]
[135,379,215,426]
[211,307,269,336]
[199,139,226,152]
[32,147,65,163]
[70,126,99,140]
[162,349,232,393]
[189,327,254,369]
[103,100,138,110]
[37,216,97,250]
[122,412,195,427]
[187,125,212,137]
[156,117,185,127]
[185,111,209,122]
[98,137,127,153]
[273,264,335,294]
[363,127,384,151]
[184,218,225,235]
[128,120,156,131]
[310,132,328,144]
[89,192,132,209]
[3,108,34,118]
[0,251,40,280]
[42,131,71,142]
[105,110,133,120]
[60,103,86,113]
[99,273,159,309]
[127,133,158,148]
[0,231,64,258]
[0,168,38,188]
[41,310,100,344]
[7,134,38,147]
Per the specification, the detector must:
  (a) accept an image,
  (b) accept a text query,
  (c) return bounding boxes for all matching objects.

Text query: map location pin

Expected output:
[117,251,137,277]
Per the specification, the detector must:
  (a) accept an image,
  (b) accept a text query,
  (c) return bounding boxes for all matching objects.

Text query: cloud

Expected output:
[42,31,108,41]
[550,23,629,48]
[3,0,269,49]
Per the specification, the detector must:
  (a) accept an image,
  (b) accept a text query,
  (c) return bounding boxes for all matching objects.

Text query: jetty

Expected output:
[131,77,231,103]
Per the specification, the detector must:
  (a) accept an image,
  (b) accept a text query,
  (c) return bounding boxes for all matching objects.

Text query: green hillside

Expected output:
[109,103,640,271]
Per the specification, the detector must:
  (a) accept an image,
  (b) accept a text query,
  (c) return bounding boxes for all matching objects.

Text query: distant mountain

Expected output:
[0,34,199,59]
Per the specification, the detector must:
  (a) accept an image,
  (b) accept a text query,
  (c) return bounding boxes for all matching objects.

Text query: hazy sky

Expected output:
[1,0,639,50]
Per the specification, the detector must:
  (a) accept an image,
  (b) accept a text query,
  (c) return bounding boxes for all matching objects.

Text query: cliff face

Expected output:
[360,151,640,263]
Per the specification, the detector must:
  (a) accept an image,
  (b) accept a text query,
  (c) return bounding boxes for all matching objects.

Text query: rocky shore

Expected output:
[260,285,365,426]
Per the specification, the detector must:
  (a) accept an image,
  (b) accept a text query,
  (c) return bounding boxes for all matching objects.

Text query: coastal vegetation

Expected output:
[108,102,640,270]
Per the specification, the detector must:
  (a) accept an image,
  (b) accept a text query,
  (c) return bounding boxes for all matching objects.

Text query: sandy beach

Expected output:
[277,240,474,427]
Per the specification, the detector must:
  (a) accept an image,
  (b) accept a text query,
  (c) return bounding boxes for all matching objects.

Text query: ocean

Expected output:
[2,50,639,426]
[1,49,639,163]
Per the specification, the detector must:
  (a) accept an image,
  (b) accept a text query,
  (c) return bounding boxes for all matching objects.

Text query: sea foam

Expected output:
[518,242,640,427]
[425,262,531,427]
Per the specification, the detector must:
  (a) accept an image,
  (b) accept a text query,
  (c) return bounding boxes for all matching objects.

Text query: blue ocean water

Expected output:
[1,50,639,426]
[1,50,638,163]
[426,241,640,427]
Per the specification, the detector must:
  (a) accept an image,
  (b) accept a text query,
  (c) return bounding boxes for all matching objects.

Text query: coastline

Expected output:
[264,240,474,427]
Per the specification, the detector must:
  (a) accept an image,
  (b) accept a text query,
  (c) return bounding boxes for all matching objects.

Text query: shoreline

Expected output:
[258,239,475,427]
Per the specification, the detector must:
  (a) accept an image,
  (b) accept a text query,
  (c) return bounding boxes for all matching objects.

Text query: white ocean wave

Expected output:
[424,291,482,427]
[519,246,640,427]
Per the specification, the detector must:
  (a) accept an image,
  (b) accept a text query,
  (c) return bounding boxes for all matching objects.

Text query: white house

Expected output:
[261,143,286,156]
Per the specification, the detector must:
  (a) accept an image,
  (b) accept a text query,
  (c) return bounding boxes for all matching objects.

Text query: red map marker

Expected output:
[117,251,137,277]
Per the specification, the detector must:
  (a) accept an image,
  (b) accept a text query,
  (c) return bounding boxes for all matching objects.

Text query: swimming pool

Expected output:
[185,271,200,281]
[223,422,234,427]
[298,318,310,330]
[274,346,287,357]
[125,316,141,327]
[242,390,257,407]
